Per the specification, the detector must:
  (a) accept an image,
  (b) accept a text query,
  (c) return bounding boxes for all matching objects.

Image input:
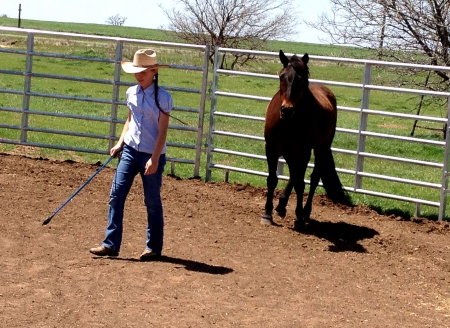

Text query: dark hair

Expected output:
[153,73,186,125]
[154,73,163,113]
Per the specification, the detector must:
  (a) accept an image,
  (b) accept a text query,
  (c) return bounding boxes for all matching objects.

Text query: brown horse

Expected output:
[261,50,350,230]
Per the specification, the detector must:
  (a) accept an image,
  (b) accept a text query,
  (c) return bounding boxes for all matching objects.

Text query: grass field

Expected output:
[1,17,449,220]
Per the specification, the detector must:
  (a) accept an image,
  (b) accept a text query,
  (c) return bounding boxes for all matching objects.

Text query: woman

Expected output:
[89,49,172,260]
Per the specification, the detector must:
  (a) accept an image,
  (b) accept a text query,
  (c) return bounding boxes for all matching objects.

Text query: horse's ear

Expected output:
[279,50,289,68]
[302,53,309,65]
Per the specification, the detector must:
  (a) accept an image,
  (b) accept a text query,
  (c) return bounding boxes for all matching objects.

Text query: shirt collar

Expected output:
[137,84,155,96]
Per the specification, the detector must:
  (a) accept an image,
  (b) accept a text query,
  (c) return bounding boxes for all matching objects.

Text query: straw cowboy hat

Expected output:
[121,49,170,73]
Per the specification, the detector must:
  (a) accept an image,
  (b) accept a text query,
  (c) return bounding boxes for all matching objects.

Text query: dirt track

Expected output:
[0,153,449,327]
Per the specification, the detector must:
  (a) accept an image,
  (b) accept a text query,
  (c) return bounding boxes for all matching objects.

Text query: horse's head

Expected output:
[278,50,310,120]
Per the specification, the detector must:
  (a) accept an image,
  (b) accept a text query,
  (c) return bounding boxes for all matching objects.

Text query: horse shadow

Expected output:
[99,256,234,275]
[294,218,379,253]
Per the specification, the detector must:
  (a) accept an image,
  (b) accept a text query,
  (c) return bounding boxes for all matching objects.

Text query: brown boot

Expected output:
[89,246,119,257]
[139,249,161,261]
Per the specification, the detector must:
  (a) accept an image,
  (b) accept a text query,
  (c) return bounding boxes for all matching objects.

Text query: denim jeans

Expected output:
[102,144,166,254]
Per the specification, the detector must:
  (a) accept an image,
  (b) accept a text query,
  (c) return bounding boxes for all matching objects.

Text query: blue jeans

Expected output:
[102,144,166,254]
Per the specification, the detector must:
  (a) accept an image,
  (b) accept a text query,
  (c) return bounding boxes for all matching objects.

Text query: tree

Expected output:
[160,0,299,69]
[105,14,127,26]
[306,0,450,90]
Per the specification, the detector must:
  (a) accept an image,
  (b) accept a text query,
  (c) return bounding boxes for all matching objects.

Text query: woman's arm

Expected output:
[144,113,169,175]
[110,109,132,157]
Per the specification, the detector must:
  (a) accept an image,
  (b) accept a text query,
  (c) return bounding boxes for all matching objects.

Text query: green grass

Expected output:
[0,18,449,221]
[0,17,176,42]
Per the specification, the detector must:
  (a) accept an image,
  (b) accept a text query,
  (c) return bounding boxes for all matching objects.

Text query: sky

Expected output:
[2,0,330,44]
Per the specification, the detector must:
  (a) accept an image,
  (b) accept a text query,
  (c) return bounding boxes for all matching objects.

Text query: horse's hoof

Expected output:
[293,218,305,231]
[261,218,273,225]
[261,213,273,225]
[275,207,287,218]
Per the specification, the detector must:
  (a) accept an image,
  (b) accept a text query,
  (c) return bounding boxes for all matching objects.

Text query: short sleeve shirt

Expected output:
[124,84,173,154]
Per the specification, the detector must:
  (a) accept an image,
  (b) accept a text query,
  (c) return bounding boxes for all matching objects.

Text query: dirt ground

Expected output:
[0,153,449,328]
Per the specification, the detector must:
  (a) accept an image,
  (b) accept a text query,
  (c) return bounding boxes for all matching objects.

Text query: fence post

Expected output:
[20,33,34,143]
[205,46,221,181]
[194,43,210,177]
[109,41,123,152]
[18,4,22,28]
[354,62,372,190]
[438,97,450,221]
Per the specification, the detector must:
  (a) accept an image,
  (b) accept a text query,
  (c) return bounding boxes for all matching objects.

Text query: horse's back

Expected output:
[308,83,338,147]
[309,83,337,113]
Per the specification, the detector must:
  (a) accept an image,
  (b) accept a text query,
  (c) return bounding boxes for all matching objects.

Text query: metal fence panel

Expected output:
[207,47,450,221]
[2,27,450,220]
[0,27,210,177]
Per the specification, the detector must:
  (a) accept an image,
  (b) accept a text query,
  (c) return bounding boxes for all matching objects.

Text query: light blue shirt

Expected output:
[124,84,173,154]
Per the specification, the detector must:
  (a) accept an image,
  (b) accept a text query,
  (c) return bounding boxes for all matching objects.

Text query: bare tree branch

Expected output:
[306,0,450,90]
[160,0,299,69]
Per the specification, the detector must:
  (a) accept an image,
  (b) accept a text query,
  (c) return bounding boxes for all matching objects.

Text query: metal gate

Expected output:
[2,26,450,220]
[0,26,210,177]
[206,47,450,221]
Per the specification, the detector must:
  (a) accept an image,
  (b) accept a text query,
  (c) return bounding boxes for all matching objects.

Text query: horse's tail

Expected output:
[319,148,352,206]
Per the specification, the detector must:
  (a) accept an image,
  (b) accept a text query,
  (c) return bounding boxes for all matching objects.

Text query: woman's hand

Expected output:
[144,157,158,175]
[110,144,123,157]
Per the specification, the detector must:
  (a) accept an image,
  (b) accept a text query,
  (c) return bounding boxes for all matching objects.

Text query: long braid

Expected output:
[154,73,163,114]
[153,73,187,125]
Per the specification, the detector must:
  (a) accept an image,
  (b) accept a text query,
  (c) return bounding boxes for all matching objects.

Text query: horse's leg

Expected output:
[287,150,311,230]
[262,146,279,225]
[275,178,293,217]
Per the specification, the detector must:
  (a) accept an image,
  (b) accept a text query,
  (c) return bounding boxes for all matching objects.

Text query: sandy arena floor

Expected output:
[1,153,449,327]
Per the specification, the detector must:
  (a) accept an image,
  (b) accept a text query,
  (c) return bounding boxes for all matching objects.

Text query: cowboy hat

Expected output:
[121,49,170,73]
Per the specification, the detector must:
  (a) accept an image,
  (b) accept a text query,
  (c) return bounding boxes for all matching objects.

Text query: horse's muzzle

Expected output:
[280,106,294,120]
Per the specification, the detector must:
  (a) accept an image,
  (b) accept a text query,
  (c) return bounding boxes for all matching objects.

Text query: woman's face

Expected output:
[134,68,158,89]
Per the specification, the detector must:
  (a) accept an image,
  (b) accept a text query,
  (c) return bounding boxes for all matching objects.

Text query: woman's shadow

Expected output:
[102,256,234,275]
[295,217,379,252]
